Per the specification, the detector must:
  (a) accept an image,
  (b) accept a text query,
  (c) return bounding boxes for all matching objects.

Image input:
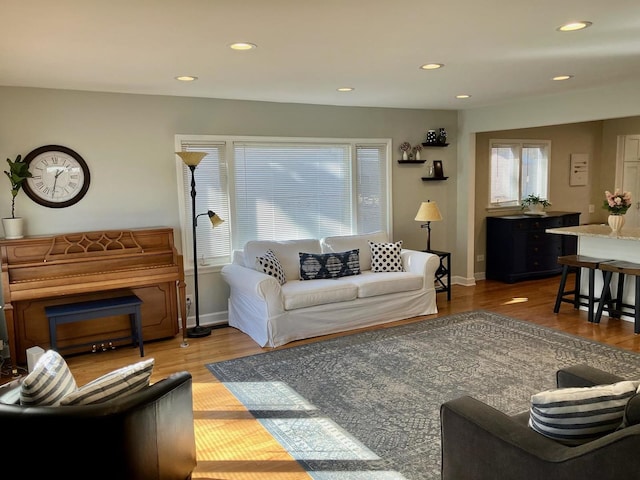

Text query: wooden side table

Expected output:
[425,250,451,301]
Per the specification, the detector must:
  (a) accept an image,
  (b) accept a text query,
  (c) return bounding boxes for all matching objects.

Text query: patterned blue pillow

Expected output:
[299,249,360,280]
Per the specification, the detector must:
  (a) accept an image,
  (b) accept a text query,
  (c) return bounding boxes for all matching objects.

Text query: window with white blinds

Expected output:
[489,140,550,208]
[176,135,391,266]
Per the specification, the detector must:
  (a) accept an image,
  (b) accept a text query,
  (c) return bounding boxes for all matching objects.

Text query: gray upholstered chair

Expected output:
[0,370,196,480]
[440,365,640,480]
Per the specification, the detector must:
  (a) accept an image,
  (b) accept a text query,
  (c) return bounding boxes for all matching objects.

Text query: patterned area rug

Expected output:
[207,311,640,479]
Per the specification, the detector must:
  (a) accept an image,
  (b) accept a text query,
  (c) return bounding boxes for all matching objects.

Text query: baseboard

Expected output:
[180,310,228,330]
[453,274,477,286]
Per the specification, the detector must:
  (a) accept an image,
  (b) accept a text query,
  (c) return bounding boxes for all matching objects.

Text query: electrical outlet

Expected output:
[185,295,193,308]
[477,254,484,262]
[589,204,595,213]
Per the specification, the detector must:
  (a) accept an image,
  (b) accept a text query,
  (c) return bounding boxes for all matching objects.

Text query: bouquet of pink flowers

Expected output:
[603,189,632,215]
[399,142,411,153]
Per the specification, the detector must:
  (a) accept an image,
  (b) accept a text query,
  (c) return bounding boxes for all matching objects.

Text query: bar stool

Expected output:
[553,255,612,323]
[594,260,640,333]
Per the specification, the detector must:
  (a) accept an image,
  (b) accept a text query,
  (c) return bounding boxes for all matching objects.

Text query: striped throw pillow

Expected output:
[529,380,639,445]
[20,350,77,406]
[60,358,154,405]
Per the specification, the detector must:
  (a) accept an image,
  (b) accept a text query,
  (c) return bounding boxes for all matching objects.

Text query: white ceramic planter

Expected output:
[2,217,25,239]
[527,203,544,214]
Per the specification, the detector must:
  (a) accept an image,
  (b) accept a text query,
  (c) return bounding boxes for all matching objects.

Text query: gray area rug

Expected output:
[207,310,640,479]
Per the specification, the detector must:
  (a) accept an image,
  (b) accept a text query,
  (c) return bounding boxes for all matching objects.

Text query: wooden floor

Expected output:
[56,276,640,478]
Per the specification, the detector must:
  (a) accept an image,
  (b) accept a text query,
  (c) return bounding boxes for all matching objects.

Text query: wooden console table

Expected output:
[1,228,187,374]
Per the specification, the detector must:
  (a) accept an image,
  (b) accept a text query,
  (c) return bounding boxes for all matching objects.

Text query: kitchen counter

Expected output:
[546,223,640,322]
[546,224,640,242]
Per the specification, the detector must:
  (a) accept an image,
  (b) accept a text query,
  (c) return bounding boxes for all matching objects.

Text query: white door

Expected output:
[621,135,640,228]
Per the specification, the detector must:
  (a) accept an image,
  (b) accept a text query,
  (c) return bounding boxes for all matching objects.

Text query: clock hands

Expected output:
[52,167,65,198]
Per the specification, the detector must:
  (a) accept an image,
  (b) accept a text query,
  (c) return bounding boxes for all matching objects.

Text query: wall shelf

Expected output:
[421,143,449,147]
[422,176,448,181]
[398,160,426,164]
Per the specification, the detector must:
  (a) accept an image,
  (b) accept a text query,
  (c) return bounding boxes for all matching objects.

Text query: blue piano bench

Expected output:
[45,294,144,357]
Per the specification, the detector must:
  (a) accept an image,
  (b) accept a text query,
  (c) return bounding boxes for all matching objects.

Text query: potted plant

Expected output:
[603,189,632,233]
[3,154,31,239]
[520,194,551,214]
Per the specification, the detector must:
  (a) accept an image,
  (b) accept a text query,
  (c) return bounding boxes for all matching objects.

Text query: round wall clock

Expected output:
[23,145,91,208]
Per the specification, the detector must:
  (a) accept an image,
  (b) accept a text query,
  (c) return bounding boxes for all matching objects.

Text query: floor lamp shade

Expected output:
[415,200,442,252]
[176,151,222,340]
[175,151,207,166]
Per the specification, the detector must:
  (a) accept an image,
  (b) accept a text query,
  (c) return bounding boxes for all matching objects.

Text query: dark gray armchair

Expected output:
[0,370,196,480]
[440,365,640,480]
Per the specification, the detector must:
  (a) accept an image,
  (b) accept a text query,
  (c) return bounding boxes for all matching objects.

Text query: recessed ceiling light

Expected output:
[420,63,444,70]
[175,76,198,82]
[552,75,573,81]
[337,87,354,92]
[229,42,257,50]
[456,94,471,99]
[557,21,592,32]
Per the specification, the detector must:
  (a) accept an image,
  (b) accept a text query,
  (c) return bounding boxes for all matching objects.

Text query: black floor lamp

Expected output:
[176,151,224,340]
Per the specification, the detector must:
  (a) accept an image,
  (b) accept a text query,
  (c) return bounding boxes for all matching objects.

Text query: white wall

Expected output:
[0,87,457,343]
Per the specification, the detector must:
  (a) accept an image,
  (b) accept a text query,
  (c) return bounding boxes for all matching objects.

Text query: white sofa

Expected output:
[221,231,440,348]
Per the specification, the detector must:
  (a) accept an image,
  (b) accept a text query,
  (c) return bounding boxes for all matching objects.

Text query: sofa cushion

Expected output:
[60,358,155,405]
[619,392,640,429]
[321,231,388,271]
[347,270,423,298]
[299,249,360,280]
[256,249,286,284]
[20,350,77,406]
[529,380,639,445]
[245,239,322,281]
[282,279,358,310]
[369,240,404,272]
[0,378,23,405]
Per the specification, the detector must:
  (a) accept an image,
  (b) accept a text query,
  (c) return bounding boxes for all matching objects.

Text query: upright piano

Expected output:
[0,227,187,373]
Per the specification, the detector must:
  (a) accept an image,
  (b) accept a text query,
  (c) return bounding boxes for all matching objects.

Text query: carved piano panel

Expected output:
[1,228,187,370]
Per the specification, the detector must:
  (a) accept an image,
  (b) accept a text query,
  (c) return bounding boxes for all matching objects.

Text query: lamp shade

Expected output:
[415,201,443,222]
[207,210,224,227]
[176,151,207,166]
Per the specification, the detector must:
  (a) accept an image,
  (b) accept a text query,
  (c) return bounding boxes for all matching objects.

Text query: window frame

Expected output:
[487,139,551,210]
[175,134,393,270]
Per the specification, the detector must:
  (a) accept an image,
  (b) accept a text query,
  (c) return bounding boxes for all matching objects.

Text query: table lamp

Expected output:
[415,200,442,252]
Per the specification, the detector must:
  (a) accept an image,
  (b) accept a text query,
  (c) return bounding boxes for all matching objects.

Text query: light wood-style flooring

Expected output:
[58,276,640,479]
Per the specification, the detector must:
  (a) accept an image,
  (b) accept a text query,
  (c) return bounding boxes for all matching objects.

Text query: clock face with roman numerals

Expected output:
[23,145,91,208]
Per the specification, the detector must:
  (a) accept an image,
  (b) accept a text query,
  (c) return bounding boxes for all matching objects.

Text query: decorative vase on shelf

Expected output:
[402,151,408,160]
[437,128,447,144]
[426,130,437,144]
[608,214,625,234]
[415,150,421,160]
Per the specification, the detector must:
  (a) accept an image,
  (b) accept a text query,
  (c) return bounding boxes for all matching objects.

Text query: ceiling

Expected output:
[2,0,639,110]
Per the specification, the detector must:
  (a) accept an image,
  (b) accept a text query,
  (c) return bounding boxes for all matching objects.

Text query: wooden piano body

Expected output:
[1,227,187,372]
